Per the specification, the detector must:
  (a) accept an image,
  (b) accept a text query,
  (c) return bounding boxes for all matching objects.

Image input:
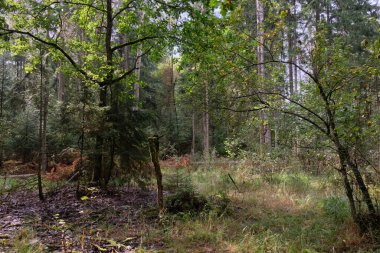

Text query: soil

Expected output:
[1,160,38,176]
[0,184,163,252]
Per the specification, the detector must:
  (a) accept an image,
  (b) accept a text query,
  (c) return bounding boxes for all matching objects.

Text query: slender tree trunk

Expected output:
[335,144,376,216]
[203,82,209,160]
[132,12,145,111]
[41,83,48,173]
[338,153,357,219]
[149,136,164,215]
[94,0,113,185]
[76,84,86,198]
[256,0,271,155]
[288,29,294,95]
[57,66,64,102]
[171,54,179,137]
[94,87,107,184]
[322,81,376,216]
[191,112,195,156]
[0,56,5,168]
[38,48,45,201]
[293,0,298,92]
[0,56,4,118]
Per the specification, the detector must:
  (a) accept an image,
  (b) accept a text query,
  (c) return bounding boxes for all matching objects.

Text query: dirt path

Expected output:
[0,186,163,252]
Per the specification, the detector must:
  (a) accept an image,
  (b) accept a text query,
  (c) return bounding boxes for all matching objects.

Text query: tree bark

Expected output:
[288,28,294,94]
[0,56,5,168]
[93,87,107,184]
[256,0,271,156]
[132,12,145,111]
[293,0,298,92]
[94,0,113,185]
[148,136,164,215]
[203,81,209,160]
[38,47,46,201]
[191,112,195,156]
[57,64,64,102]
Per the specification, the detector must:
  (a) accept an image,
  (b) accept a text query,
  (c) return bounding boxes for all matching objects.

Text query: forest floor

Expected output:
[0,158,379,253]
[0,183,162,252]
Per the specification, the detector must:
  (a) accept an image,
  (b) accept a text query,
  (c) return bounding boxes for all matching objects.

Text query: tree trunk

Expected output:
[38,48,45,201]
[338,153,357,219]
[256,0,271,156]
[132,12,145,111]
[0,56,5,168]
[191,112,195,156]
[94,0,113,185]
[203,82,209,160]
[0,56,4,118]
[171,54,179,137]
[288,28,294,95]
[57,64,64,102]
[148,136,164,215]
[292,0,298,92]
[93,87,107,184]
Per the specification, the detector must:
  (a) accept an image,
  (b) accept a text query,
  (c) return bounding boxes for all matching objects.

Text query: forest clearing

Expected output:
[1,0,380,252]
[0,157,378,252]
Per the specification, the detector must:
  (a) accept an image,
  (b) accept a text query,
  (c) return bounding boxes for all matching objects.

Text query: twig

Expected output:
[227,173,240,192]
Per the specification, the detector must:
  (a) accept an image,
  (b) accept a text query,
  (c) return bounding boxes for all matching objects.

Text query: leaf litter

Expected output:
[0,184,164,252]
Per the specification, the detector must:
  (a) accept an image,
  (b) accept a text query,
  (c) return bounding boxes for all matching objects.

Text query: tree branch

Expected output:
[151,0,181,9]
[40,1,105,13]
[111,36,157,52]
[110,46,153,85]
[259,91,329,130]
[0,28,99,84]
[216,105,268,113]
[279,109,328,135]
[112,0,135,21]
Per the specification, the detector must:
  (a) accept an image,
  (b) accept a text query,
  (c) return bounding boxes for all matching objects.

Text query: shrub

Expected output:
[322,196,350,223]
[165,188,207,214]
[165,188,230,216]
[204,192,230,216]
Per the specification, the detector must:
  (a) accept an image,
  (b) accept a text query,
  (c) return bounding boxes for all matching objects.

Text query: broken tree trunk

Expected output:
[148,135,164,216]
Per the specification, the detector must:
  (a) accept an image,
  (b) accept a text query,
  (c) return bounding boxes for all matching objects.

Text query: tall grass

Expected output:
[158,162,375,252]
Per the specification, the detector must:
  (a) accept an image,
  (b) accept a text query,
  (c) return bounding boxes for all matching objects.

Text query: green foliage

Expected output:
[203,191,230,215]
[224,136,248,158]
[164,168,192,192]
[164,172,230,216]
[165,188,230,216]
[165,188,208,214]
[321,196,350,223]
[263,171,311,194]
[6,104,39,161]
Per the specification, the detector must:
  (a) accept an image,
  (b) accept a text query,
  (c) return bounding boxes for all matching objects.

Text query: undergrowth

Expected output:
[157,163,379,252]
[2,159,379,252]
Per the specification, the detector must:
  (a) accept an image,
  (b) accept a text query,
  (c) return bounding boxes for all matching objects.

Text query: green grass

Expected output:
[157,164,376,252]
[3,162,377,252]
